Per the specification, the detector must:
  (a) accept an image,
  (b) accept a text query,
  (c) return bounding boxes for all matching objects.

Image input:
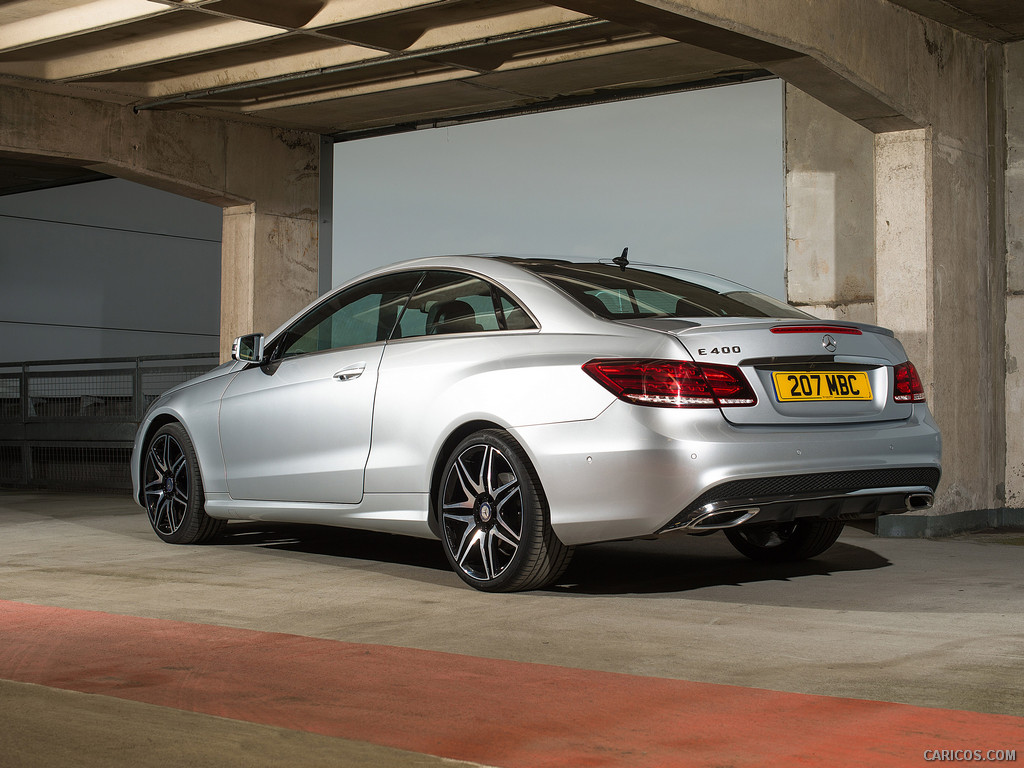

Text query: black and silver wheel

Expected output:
[143,423,224,544]
[438,429,572,592]
[724,519,844,562]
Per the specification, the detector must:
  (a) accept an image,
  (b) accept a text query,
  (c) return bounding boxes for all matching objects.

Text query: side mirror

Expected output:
[232,333,265,364]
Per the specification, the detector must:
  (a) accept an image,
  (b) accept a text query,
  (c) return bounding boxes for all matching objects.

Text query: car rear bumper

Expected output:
[656,467,939,533]
[513,401,942,546]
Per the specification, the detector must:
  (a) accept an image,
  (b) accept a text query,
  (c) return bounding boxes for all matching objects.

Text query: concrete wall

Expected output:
[1005,41,1024,508]
[784,87,876,324]
[784,90,938,421]
[0,179,220,361]
[874,129,933,400]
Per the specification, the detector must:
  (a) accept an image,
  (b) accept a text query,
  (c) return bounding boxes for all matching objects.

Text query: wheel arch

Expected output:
[427,419,506,537]
[136,413,189,505]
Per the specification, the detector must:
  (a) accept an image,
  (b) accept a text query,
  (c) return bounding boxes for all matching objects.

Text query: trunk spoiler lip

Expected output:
[615,316,895,338]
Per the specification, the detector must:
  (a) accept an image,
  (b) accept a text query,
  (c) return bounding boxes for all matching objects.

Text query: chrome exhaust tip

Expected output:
[686,507,759,531]
[905,492,934,511]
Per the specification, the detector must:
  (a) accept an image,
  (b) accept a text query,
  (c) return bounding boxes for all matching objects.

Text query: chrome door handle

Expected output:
[333,363,366,381]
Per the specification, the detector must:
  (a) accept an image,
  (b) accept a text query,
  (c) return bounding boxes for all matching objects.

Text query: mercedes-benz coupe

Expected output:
[132,255,941,591]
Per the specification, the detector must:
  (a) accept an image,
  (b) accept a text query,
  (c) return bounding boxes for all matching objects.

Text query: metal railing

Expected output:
[0,353,219,492]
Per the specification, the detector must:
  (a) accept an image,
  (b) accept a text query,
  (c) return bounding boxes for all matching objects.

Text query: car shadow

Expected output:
[550,534,891,596]
[214,521,891,596]
[216,521,453,573]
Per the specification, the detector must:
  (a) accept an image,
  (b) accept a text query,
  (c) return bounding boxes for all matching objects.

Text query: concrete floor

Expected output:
[2,490,1022,766]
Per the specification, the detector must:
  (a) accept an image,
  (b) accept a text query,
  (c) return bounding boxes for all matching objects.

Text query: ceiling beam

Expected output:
[544,0,800,64]
[131,12,612,111]
[235,34,673,113]
[0,0,170,53]
[0,17,288,81]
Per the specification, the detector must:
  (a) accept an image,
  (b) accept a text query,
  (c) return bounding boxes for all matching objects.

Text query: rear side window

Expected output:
[500,294,534,330]
[396,271,536,338]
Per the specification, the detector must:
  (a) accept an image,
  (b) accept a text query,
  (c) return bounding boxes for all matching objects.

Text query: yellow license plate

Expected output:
[772,371,873,402]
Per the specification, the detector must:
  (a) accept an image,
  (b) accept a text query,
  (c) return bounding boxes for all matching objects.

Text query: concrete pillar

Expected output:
[870,108,1003,530]
[221,205,258,360]
[212,122,322,361]
[924,97,1005,525]
[784,85,875,323]
[318,136,335,297]
[0,85,322,363]
[874,129,932,391]
[1005,41,1024,509]
[219,202,319,360]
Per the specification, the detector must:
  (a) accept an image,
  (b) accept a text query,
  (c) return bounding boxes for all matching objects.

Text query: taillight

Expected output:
[893,361,926,403]
[582,359,757,408]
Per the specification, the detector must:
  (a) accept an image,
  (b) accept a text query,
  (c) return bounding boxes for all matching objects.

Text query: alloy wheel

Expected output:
[441,442,523,583]
[731,522,797,550]
[724,519,844,562]
[144,432,190,536]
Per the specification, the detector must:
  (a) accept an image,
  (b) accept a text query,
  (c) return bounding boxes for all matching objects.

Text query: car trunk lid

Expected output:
[620,317,914,426]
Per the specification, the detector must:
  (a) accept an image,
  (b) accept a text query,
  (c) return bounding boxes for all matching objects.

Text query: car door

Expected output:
[218,271,422,504]
[364,270,541,493]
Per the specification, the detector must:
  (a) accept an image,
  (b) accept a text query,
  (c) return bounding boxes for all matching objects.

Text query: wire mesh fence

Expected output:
[0,353,219,492]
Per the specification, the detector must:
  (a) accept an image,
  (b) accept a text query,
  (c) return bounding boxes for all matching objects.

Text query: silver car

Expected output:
[131,255,941,592]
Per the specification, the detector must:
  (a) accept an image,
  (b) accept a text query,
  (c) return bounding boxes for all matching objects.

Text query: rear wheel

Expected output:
[143,423,224,544]
[438,429,572,592]
[724,519,844,562]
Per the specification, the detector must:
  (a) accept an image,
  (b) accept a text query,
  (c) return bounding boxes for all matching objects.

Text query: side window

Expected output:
[634,289,686,315]
[585,289,635,316]
[396,271,535,339]
[273,272,422,359]
[500,294,534,330]
[633,289,720,318]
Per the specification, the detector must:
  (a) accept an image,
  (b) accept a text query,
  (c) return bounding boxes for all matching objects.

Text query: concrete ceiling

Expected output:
[1,0,1022,195]
[887,0,1024,42]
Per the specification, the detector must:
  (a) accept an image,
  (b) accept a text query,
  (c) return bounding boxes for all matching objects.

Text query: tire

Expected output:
[724,519,844,562]
[142,422,224,544]
[438,429,573,592]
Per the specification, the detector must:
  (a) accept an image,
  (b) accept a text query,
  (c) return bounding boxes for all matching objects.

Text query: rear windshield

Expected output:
[510,260,810,320]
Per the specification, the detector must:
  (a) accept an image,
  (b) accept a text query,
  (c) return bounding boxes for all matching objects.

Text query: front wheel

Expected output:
[143,423,224,544]
[724,519,844,562]
[438,429,572,592]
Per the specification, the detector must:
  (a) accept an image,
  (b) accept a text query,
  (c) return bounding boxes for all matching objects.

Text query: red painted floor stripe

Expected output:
[0,599,1021,767]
